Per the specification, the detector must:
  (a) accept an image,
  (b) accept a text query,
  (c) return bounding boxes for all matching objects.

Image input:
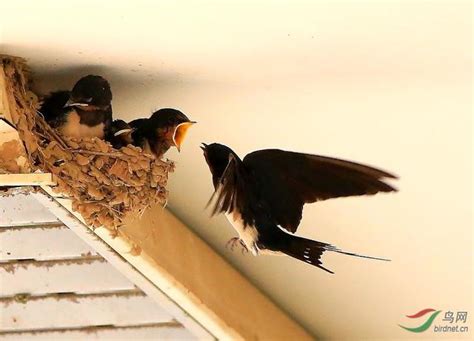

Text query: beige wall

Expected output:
[1,0,471,338]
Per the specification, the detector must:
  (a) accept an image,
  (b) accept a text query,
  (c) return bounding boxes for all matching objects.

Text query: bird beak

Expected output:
[200,143,208,152]
[63,98,89,108]
[173,121,196,152]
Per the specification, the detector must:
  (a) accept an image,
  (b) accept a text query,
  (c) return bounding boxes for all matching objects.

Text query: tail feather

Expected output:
[279,235,390,274]
[329,247,390,262]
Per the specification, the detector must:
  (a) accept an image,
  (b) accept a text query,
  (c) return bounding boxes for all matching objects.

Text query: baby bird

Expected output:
[130,108,195,157]
[39,75,113,139]
[112,108,195,158]
[106,119,134,149]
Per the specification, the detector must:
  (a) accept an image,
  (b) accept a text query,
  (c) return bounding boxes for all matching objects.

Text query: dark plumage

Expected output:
[39,90,70,122]
[127,108,196,158]
[39,75,113,139]
[202,143,397,273]
[106,119,133,149]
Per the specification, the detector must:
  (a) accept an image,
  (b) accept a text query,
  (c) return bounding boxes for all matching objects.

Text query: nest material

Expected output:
[1,55,173,231]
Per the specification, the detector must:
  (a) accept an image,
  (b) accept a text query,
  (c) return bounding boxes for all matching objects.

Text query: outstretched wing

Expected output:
[207,154,258,226]
[243,149,397,233]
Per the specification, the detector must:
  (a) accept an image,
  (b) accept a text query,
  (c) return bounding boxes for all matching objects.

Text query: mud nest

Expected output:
[0,55,173,232]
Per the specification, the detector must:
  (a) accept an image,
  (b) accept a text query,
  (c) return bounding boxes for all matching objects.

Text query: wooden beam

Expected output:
[121,206,313,341]
[35,187,312,340]
[31,190,214,340]
[0,173,55,186]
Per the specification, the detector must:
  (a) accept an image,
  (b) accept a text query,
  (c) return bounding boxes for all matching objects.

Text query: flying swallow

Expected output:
[201,143,397,273]
[39,75,112,139]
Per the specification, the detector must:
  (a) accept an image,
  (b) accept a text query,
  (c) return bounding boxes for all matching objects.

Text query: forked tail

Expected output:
[279,234,390,274]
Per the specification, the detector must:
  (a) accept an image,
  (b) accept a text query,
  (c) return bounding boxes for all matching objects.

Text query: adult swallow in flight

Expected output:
[39,75,112,139]
[201,143,397,273]
[128,108,196,158]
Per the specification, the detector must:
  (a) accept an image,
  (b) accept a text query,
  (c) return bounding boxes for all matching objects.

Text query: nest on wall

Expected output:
[0,55,173,232]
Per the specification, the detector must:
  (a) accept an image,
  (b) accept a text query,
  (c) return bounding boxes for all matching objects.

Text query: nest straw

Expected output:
[0,55,174,232]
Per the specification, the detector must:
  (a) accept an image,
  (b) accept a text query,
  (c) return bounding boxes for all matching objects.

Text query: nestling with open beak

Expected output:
[128,108,196,158]
[39,75,113,139]
[201,142,398,273]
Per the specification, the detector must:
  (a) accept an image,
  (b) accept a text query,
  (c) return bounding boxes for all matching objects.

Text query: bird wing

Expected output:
[128,118,149,148]
[243,149,398,233]
[207,154,256,224]
[39,91,70,122]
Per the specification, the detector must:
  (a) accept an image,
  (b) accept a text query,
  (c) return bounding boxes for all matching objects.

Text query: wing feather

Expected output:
[207,154,240,216]
[243,149,397,232]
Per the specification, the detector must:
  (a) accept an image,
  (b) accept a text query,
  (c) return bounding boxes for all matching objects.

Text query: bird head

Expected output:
[65,75,112,109]
[109,119,133,146]
[201,143,238,186]
[150,108,196,152]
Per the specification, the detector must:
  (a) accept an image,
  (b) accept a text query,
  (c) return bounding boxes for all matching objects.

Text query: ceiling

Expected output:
[1,1,472,338]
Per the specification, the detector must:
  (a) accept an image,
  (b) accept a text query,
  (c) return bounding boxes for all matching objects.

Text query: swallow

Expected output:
[39,75,112,139]
[201,143,398,273]
[128,108,196,158]
[106,119,134,149]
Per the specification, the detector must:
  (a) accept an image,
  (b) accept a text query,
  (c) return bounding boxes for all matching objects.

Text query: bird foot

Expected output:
[225,237,248,254]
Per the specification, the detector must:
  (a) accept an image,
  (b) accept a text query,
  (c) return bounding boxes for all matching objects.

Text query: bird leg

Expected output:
[225,237,248,254]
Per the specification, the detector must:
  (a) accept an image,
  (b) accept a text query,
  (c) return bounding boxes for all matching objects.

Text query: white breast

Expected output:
[224,212,259,255]
[59,111,105,138]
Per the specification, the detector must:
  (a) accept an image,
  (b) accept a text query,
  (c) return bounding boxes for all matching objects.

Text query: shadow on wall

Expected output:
[1,43,205,123]
[1,43,192,97]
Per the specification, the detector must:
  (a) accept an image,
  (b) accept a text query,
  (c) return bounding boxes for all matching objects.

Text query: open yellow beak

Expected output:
[173,121,196,152]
